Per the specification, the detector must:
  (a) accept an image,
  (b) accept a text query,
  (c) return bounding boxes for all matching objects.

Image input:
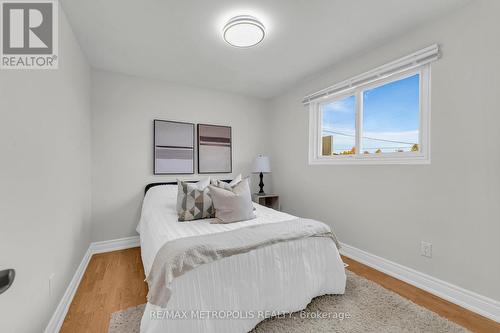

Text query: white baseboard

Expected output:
[44,235,140,333]
[340,242,500,323]
[43,247,92,333]
[90,235,140,254]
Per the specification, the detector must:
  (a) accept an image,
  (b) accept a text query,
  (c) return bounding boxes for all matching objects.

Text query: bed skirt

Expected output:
[140,236,346,333]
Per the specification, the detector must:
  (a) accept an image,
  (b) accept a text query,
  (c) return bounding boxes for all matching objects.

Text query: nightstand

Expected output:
[252,194,280,210]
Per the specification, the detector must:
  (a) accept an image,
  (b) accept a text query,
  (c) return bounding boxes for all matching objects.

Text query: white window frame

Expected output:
[308,65,431,165]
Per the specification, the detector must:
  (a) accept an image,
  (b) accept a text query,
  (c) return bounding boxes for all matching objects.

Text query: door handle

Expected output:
[0,269,15,295]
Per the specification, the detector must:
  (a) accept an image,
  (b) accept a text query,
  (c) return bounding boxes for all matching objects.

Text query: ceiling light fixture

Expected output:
[223,15,265,48]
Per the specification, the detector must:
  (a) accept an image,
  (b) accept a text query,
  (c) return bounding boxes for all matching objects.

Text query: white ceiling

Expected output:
[61,0,469,99]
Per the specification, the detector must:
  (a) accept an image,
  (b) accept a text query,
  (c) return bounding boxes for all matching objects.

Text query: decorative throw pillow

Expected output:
[212,174,242,190]
[176,177,210,213]
[177,179,215,221]
[208,178,256,224]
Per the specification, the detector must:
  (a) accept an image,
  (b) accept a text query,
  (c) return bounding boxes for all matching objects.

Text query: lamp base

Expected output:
[258,172,265,195]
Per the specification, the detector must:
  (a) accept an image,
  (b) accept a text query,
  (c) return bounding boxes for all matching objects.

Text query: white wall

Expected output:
[268,0,500,301]
[2,2,499,331]
[90,71,271,241]
[0,6,91,333]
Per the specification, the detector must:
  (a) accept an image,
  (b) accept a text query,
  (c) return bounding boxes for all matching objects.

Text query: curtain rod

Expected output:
[302,44,440,105]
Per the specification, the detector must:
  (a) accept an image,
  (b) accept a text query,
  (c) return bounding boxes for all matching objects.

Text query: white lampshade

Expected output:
[252,155,271,173]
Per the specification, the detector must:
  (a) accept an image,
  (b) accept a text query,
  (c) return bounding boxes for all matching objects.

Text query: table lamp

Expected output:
[252,155,271,195]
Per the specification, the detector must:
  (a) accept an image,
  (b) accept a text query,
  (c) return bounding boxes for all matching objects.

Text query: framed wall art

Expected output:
[197,124,232,174]
[154,120,195,174]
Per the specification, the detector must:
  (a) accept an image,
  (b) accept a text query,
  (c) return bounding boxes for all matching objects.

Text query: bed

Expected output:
[137,182,346,333]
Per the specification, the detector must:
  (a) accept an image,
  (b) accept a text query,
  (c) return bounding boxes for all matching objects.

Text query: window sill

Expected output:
[309,155,430,165]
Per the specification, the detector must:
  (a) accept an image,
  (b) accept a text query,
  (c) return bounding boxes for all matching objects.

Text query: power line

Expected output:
[323,129,417,145]
[362,147,413,150]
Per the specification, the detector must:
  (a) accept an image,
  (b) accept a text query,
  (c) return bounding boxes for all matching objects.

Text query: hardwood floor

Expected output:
[60,248,148,333]
[61,247,499,333]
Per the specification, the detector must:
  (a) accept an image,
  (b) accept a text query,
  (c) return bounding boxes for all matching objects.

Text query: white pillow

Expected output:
[229,174,242,186]
[212,174,242,190]
[194,177,211,190]
[208,178,256,223]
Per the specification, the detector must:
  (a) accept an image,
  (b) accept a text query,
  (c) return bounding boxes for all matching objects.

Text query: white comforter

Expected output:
[137,185,346,333]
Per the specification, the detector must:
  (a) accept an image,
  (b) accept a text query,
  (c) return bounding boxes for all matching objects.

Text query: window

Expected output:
[362,74,420,154]
[321,95,356,155]
[309,66,430,165]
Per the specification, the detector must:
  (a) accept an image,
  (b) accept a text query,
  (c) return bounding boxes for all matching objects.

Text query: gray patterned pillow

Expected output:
[177,180,215,221]
[176,178,210,213]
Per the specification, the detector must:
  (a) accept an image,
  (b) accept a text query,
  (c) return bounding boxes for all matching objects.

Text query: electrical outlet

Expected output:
[48,274,55,297]
[420,241,432,258]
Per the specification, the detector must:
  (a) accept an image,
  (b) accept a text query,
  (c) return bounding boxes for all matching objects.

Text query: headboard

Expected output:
[145,179,232,195]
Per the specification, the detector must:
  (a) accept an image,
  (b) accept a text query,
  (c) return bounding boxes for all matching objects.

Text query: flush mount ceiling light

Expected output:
[223,15,265,48]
